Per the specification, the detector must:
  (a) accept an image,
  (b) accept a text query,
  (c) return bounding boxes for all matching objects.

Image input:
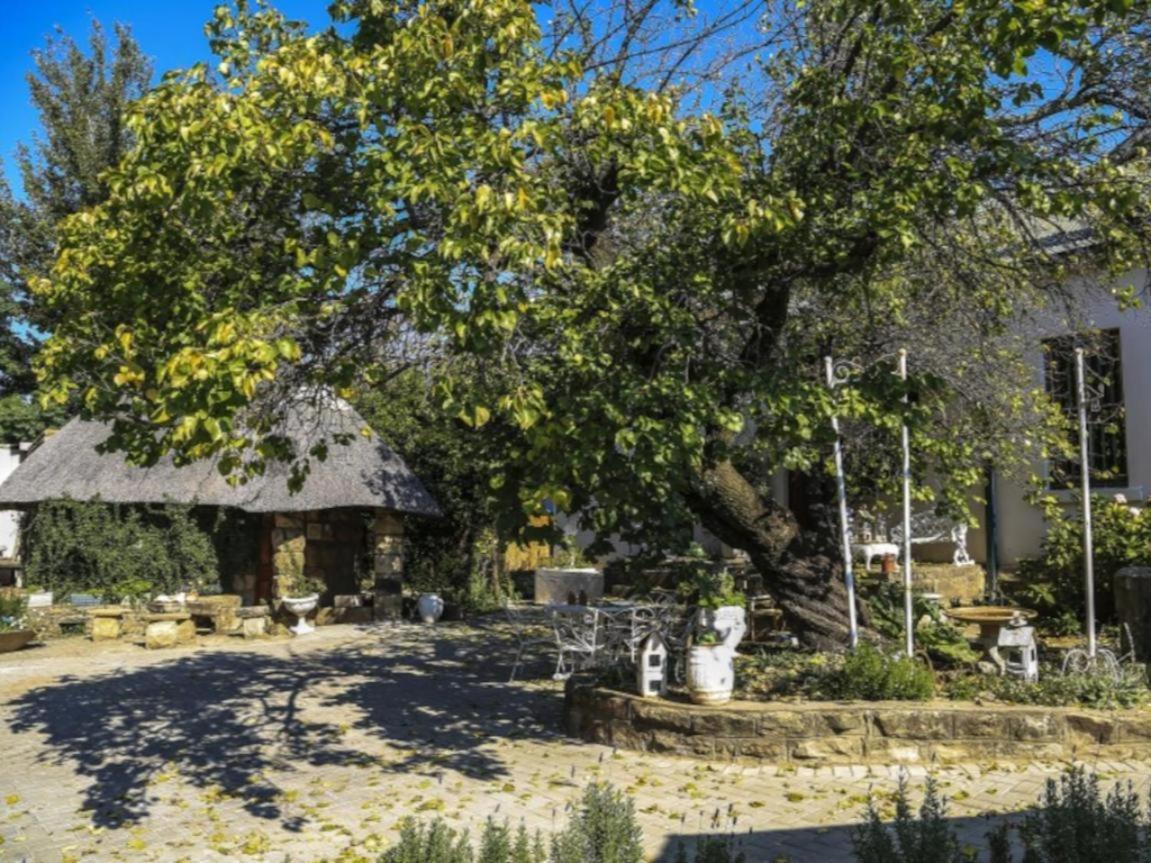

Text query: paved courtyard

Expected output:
[0,622,1150,862]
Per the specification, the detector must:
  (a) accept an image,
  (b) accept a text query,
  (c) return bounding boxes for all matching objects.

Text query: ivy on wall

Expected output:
[21,500,232,601]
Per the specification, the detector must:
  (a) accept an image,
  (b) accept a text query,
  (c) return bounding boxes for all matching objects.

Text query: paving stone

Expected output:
[2,623,1151,862]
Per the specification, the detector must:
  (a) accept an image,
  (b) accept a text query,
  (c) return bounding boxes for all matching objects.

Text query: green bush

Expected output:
[854,767,1151,863]
[0,591,27,631]
[381,784,641,863]
[944,667,1148,710]
[866,582,979,666]
[1020,767,1145,863]
[21,500,224,601]
[673,837,746,863]
[1016,495,1150,624]
[827,643,935,701]
[853,775,969,863]
[550,782,643,863]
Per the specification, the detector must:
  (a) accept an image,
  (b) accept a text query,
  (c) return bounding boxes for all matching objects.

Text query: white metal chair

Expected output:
[551,606,603,680]
[504,602,554,683]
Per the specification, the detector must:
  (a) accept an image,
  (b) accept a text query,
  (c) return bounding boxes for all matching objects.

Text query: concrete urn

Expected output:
[281,594,319,635]
[417,593,444,625]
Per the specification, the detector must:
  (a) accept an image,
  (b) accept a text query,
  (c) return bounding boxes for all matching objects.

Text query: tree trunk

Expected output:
[688,458,867,651]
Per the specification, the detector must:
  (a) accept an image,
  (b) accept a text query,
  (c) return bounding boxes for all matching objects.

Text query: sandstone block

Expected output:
[631,701,690,731]
[648,730,714,758]
[873,709,953,740]
[242,616,267,639]
[145,620,179,649]
[691,710,758,738]
[807,710,867,735]
[735,739,788,761]
[756,711,808,736]
[790,737,864,761]
[90,616,121,641]
[1066,713,1118,745]
[953,711,1009,739]
[1010,713,1061,741]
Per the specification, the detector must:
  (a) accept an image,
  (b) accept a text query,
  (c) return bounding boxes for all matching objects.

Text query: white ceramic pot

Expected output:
[696,605,747,650]
[281,594,319,635]
[686,644,735,705]
[417,593,444,625]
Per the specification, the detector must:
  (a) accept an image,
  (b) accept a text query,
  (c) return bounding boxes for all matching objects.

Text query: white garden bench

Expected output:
[850,511,973,568]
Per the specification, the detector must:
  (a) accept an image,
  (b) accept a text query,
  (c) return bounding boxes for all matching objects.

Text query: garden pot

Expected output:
[26,591,52,609]
[417,593,444,625]
[280,594,319,635]
[0,629,35,653]
[686,644,735,705]
[696,605,747,650]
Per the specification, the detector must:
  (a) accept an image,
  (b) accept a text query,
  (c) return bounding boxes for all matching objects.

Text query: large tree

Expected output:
[0,21,151,439]
[33,0,1151,646]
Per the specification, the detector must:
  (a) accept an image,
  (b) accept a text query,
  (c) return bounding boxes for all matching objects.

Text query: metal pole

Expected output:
[1075,347,1097,658]
[825,356,859,649]
[984,465,1000,600]
[899,349,914,658]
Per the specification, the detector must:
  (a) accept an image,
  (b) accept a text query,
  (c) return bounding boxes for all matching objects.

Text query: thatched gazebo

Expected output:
[0,396,440,616]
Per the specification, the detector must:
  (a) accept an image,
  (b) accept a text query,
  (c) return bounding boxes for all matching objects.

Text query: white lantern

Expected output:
[636,633,668,698]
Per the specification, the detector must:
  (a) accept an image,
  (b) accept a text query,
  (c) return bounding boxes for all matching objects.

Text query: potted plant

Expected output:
[416,591,445,624]
[279,574,325,636]
[683,568,747,705]
[0,592,35,653]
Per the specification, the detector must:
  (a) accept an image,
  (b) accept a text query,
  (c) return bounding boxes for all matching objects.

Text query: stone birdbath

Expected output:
[945,606,1038,676]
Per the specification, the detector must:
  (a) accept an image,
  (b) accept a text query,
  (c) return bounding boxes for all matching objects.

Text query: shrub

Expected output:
[944,667,1148,710]
[866,582,979,666]
[381,818,475,863]
[853,775,969,863]
[551,782,643,863]
[381,784,637,863]
[1015,495,1151,624]
[21,500,227,601]
[0,591,27,631]
[1020,767,1145,863]
[674,837,746,862]
[827,643,935,701]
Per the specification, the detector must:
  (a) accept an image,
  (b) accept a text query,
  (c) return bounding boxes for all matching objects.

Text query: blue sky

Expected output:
[0,0,332,191]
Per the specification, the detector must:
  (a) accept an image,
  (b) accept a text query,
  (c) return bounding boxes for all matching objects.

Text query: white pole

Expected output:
[1075,347,1097,659]
[825,356,859,649]
[899,349,914,658]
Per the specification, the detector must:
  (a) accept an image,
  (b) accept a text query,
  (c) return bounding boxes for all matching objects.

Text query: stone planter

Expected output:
[686,643,735,705]
[534,568,603,605]
[281,594,319,635]
[417,593,444,625]
[0,629,35,653]
[696,605,747,649]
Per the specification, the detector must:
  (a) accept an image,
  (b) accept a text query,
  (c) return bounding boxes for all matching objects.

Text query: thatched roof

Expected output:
[0,397,441,516]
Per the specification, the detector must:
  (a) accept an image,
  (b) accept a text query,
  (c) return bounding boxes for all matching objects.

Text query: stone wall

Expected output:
[565,681,1151,765]
[270,509,381,602]
[372,512,405,621]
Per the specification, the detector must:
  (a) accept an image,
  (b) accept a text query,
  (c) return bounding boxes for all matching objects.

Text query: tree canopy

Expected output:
[33,0,1151,644]
[0,20,151,440]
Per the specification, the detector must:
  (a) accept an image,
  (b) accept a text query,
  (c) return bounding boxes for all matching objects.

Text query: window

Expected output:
[1043,328,1128,487]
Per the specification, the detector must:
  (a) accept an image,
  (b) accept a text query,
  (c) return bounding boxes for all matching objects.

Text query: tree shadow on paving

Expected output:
[6,625,563,830]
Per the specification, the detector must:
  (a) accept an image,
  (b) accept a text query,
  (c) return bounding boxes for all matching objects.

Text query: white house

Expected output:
[0,441,32,560]
[975,267,1151,568]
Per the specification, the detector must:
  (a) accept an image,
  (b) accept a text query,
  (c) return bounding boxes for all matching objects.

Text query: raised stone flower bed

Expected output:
[565,678,1151,765]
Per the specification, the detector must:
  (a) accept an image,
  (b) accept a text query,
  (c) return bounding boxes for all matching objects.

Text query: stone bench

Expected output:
[186,595,242,634]
[236,606,270,639]
[142,612,195,649]
[89,607,129,642]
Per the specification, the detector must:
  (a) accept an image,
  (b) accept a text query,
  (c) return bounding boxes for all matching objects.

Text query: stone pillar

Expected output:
[272,513,306,599]
[372,511,405,621]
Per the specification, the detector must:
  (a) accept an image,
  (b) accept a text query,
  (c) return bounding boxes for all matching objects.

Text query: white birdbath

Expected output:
[281,594,319,635]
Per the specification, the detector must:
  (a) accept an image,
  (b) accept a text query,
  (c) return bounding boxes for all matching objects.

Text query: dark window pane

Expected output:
[1042,329,1127,487]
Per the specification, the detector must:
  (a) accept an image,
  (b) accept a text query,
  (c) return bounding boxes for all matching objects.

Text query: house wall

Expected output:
[989,268,1151,567]
[0,443,32,559]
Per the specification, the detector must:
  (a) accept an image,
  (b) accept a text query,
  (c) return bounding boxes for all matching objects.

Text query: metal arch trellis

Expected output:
[1060,343,1128,680]
[824,351,915,655]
